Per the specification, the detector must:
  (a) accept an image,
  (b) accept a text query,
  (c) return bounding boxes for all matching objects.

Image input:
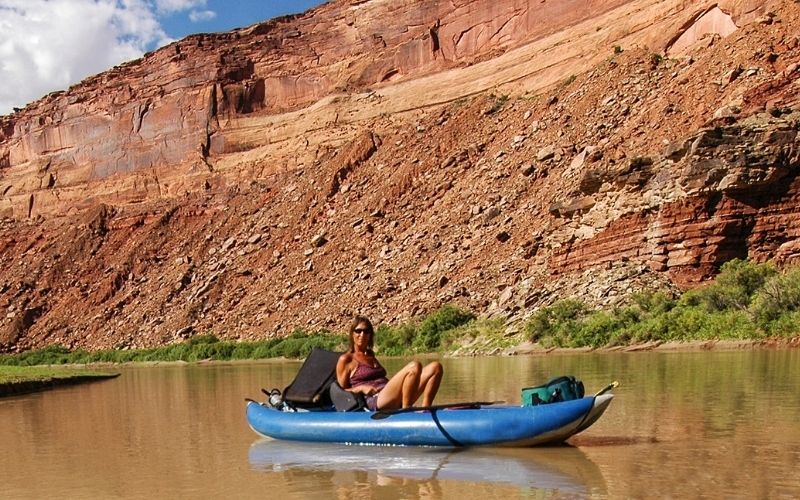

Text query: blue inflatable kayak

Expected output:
[246,394,613,447]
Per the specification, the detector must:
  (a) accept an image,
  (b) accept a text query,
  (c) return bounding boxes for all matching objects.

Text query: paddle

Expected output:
[370,400,503,420]
[594,381,619,397]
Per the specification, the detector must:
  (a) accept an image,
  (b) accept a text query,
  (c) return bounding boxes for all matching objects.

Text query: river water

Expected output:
[1,349,798,499]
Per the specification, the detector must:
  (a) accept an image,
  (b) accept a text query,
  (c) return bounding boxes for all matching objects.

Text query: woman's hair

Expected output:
[348,315,375,353]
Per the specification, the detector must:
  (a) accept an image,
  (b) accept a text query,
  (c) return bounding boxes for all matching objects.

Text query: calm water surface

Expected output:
[1,350,798,499]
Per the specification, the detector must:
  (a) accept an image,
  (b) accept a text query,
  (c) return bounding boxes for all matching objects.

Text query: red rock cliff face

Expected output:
[551,112,800,286]
[0,0,798,352]
[0,0,635,218]
[0,0,774,218]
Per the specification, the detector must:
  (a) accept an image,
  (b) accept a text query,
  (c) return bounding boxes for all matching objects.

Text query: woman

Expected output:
[336,315,443,410]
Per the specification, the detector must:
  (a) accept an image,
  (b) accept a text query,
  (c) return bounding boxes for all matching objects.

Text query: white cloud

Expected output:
[155,0,206,14]
[0,0,177,115]
[188,9,215,22]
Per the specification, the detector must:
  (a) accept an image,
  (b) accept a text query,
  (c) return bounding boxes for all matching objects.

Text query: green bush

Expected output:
[570,311,623,347]
[761,309,800,337]
[707,310,759,339]
[667,307,710,340]
[375,305,475,355]
[231,343,256,360]
[0,345,72,366]
[192,341,235,361]
[439,316,506,350]
[686,259,777,312]
[717,259,776,297]
[411,305,475,352]
[377,323,417,356]
[623,314,670,343]
[522,260,790,347]
[268,337,309,359]
[750,267,800,325]
[0,330,343,366]
[525,298,587,344]
[250,343,276,360]
[631,291,676,315]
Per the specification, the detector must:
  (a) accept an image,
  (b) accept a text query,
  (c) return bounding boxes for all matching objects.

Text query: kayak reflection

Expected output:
[248,439,607,494]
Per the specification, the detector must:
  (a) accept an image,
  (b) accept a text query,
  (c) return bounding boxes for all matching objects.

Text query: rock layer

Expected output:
[552,112,800,286]
[0,0,778,218]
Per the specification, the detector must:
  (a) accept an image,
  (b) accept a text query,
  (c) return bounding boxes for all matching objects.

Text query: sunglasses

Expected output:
[354,328,371,335]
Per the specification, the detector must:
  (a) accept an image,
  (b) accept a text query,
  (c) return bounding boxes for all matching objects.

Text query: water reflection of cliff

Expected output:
[249,439,608,496]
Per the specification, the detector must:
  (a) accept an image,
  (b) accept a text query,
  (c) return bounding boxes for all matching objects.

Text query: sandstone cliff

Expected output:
[1,0,798,352]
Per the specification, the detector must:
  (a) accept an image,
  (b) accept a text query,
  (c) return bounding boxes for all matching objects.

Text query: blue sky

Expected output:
[0,0,327,115]
[159,1,326,40]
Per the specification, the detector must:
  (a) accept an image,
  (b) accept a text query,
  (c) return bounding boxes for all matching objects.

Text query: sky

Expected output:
[0,0,327,116]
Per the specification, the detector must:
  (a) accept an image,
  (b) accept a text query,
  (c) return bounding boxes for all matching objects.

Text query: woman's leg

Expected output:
[376,361,422,409]
[417,361,443,407]
[375,361,444,409]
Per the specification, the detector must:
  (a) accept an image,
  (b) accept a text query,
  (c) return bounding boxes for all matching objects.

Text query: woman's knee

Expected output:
[404,360,422,376]
[425,361,443,377]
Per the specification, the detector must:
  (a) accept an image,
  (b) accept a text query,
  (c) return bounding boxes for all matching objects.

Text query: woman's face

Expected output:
[352,321,372,351]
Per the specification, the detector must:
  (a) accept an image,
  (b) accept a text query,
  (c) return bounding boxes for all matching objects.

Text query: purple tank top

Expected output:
[350,360,389,390]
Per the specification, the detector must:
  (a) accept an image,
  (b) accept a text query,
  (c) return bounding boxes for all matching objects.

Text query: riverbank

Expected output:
[1,337,796,398]
[504,337,800,356]
[0,366,120,397]
[6,259,800,364]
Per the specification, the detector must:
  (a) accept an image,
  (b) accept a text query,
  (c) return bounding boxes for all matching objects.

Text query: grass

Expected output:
[0,365,119,397]
[485,93,509,114]
[0,365,115,384]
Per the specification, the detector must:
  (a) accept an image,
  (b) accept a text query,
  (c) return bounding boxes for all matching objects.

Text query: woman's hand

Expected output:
[349,385,378,396]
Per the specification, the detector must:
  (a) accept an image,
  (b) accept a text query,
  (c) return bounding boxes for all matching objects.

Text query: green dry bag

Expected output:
[521,375,585,406]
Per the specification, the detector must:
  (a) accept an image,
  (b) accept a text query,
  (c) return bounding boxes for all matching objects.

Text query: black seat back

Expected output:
[282,348,341,407]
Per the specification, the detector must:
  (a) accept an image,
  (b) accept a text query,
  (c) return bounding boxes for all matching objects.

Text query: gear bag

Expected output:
[521,375,585,406]
[329,381,368,411]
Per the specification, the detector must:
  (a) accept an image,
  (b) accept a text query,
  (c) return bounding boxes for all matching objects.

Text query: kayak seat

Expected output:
[281,348,341,409]
[329,381,367,412]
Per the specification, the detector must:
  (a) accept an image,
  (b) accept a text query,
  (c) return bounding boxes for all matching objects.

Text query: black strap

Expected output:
[430,410,465,447]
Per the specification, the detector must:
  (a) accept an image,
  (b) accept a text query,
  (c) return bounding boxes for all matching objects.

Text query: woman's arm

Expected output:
[348,385,379,395]
[336,353,353,388]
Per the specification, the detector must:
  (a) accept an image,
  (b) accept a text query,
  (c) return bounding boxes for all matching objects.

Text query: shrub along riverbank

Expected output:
[0,305,477,366]
[526,259,800,348]
[1,259,798,367]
